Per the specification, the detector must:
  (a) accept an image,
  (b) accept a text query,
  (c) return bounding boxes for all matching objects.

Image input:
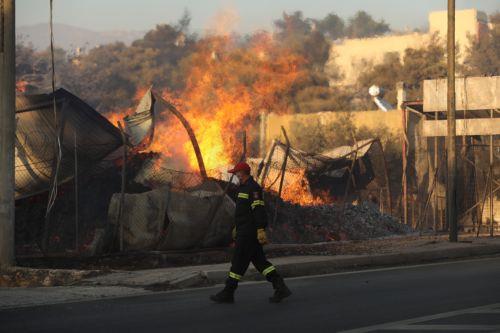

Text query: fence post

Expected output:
[273,127,291,225]
[0,0,15,268]
[117,122,127,252]
[74,131,79,251]
[489,109,494,237]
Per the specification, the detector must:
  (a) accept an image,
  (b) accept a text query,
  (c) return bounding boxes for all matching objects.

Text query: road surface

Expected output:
[1,256,500,332]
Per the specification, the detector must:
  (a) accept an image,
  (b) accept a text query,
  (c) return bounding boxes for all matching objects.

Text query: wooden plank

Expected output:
[422,118,500,137]
[423,76,500,112]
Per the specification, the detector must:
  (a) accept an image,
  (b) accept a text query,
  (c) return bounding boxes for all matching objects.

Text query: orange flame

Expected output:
[16,80,29,93]
[105,87,151,127]
[144,32,305,174]
[279,169,332,206]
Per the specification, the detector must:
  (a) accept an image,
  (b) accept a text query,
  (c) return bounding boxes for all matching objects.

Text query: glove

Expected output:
[257,228,268,245]
[232,227,236,240]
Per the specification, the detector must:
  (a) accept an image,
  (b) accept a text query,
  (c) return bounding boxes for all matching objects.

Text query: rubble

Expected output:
[0,267,103,287]
[267,199,412,244]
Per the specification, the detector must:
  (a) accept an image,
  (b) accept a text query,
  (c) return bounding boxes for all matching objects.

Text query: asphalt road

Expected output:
[1,256,500,333]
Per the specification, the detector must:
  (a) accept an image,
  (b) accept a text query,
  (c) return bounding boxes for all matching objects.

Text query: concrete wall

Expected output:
[328,9,488,86]
[262,109,403,153]
[429,8,488,52]
[327,33,430,86]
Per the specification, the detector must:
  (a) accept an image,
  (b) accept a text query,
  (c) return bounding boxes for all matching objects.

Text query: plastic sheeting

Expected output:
[15,88,123,199]
[107,181,235,251]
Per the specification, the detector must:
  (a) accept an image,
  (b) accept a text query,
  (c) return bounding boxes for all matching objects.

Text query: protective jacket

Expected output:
[234,176,267,237]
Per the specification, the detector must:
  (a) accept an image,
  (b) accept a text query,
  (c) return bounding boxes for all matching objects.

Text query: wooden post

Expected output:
[341,132,359,219]
[117,122,127,252]
[0,0,15,267]
[447,0,458,242]
[74,132,79,251]
[260,140,278,188]
[273,127,291,225]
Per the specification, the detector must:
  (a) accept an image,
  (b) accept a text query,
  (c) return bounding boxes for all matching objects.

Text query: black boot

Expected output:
[210,286,235,303]
[210,279,237,304]
[269,276,292,303]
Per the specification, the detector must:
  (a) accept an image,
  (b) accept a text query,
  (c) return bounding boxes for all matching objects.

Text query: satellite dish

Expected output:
[369,85,381,97]
[369,85,394,112]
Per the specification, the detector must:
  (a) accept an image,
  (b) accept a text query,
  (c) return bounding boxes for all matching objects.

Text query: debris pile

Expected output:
[0,267,101,287]
[267,199,412,244]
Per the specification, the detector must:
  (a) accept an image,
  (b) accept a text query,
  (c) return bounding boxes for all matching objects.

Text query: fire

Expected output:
[279,169,331,206]
[143,32,305,174]
[16,80,29,93]
[105,87,151,127]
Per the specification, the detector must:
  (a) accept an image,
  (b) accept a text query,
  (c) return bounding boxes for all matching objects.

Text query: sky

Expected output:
[17,0,500,33]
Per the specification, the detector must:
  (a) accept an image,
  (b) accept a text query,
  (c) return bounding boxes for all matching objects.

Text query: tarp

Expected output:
[108,181,234,250]
[15,88,123,199]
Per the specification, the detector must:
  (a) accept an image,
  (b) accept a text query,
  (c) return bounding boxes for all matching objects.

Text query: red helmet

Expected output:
[228,162,251,174]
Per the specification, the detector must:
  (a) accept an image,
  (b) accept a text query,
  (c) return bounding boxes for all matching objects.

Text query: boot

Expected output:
[210,285,235,303]
[269,276,292,303]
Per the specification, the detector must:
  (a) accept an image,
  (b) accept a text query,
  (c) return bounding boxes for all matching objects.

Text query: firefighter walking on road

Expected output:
[210,162,292,304]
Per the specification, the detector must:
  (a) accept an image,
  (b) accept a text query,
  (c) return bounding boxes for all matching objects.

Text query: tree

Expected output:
[346,11,390,38]
[357,52,403,106]
[274,11,311,38]
[400,35,447,100]
[463,12,500,76]
[58,14,197,112]
[316,13,345,40]
[356,36,447,106]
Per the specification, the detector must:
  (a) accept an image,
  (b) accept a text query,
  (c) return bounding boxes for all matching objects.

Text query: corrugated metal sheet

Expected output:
[15,88,123,199]
[321,139,375,159]
[124,88,155,148]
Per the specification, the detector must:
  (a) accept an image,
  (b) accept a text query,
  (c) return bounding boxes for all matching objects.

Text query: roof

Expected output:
[15,88,123,199]
[321,139,376,159]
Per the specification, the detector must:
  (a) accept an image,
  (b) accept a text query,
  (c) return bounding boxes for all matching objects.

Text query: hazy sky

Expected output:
[17,0,500,33]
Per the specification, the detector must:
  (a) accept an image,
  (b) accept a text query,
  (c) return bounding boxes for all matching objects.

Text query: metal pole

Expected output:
[0,0,15,268]
[154,94,207,179]
[401,107,408,225]
[490,109,494,237]
[434,112,439,232]
[447,0,458,242]
[74,132,79,251]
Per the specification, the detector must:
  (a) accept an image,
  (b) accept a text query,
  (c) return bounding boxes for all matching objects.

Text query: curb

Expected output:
[200,243,500,286]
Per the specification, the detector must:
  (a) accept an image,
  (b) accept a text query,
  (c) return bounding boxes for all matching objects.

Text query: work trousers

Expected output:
[226,236,277,288]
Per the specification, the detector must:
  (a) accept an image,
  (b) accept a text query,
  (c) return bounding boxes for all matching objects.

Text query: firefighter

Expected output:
[210,162,292,304]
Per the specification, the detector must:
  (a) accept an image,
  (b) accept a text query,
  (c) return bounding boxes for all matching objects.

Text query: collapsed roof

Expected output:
[257,138,390,200]
[15,88,123,200]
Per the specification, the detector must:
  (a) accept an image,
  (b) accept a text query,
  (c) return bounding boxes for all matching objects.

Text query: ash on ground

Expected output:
[266,199,412,244]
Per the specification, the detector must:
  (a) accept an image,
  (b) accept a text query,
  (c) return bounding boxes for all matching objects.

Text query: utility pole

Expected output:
[0,0,16,267]
[447,0,458,242]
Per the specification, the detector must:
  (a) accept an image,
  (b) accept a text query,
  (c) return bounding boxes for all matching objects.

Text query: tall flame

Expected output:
[127,32,305,174]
